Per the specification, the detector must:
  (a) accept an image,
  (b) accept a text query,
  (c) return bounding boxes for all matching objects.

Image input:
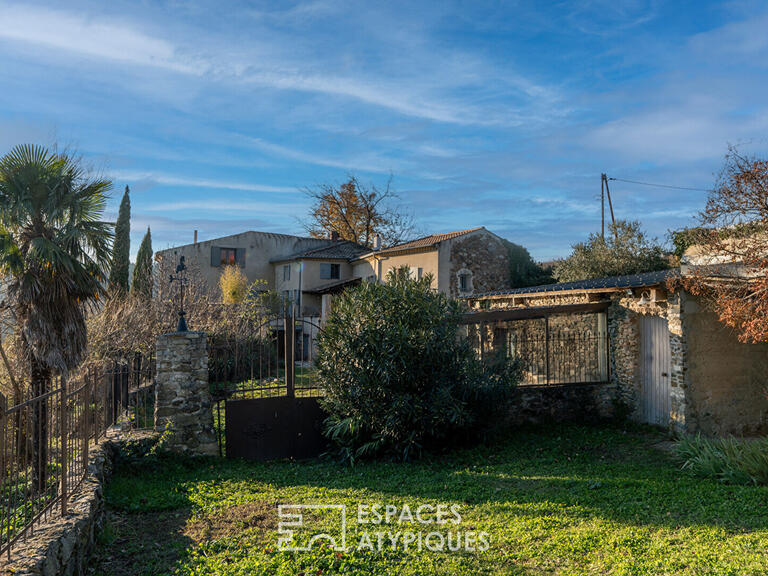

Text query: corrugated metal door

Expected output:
[639,315,672,426]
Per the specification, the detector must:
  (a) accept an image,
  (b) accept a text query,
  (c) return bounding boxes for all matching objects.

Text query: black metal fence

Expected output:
[0,356,154,559]
[464,312,610,386]
[209,313,324,401]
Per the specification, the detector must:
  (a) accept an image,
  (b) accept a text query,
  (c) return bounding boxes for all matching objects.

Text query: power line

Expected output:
[607,177,711,193]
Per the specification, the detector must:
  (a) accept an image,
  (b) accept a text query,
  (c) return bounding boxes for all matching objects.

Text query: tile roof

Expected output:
[272,240,369,262]
[469,268,678,298]
[374,227,484,255]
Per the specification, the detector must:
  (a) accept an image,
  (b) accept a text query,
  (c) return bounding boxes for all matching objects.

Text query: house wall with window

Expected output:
[351,227,509,298]
[362,251,439,290]
[156,231,330,294]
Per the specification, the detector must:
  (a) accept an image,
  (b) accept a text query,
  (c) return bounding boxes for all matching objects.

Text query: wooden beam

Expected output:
[460,301,610,324]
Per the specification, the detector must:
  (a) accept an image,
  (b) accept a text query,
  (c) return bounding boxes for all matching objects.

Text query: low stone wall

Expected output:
[2,431,155,576]
[509,383,616,426]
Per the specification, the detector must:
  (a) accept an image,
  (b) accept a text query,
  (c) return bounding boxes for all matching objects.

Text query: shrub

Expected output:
[676,434,768,485]
[316,267,518,463]
[220,265,248,304]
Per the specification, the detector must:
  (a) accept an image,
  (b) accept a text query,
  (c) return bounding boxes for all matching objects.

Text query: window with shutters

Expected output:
[320,263,340,280]
[212,246,245,267]
[220,248,237,266]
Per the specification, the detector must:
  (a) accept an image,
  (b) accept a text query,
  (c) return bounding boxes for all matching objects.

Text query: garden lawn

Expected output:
[91,425,768,576]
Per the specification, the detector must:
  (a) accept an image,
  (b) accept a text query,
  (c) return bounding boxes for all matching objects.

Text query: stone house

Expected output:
[466,269,768,437]
[351,227,510,299]
[156,227,512,321]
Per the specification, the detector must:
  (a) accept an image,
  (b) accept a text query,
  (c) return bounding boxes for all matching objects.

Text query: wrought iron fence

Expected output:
[209,313,324,401]
[464,313,610,386]
[0,356,154,559]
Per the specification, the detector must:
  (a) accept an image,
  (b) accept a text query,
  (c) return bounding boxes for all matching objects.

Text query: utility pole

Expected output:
[601,173,616,240]
[601,174,605,240]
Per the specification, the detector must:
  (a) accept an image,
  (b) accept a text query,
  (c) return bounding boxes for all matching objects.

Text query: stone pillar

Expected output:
[668,293,690,435]
[154,331,218,456]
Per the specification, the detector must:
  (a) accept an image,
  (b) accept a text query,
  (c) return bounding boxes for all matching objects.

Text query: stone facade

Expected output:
[509,383,616,426]
[448,232,510,298]
[155,331,218,456]
[468,281,768,437]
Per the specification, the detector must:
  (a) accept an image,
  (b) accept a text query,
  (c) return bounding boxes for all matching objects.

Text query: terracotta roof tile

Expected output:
[375,227,484,255]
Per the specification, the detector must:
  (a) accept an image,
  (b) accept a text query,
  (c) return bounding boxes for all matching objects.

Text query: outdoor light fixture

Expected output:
[169,255,189,332]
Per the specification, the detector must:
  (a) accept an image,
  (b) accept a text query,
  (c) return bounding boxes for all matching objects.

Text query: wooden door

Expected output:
[639,315,672,426]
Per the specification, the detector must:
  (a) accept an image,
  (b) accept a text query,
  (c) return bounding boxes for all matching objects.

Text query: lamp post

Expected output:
[169,255,189,332]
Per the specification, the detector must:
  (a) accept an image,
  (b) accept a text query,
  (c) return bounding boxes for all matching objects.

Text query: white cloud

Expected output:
[244,137,394,173]
[0,4,202,74]
[143,199,306,213]
[0,3,560,127]
[111,170,296,194]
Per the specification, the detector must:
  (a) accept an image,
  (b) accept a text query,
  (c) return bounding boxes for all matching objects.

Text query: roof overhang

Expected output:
[461,301,610,323]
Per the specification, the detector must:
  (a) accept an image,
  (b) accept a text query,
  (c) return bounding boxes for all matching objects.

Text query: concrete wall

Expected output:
[156,231,330,292]
[352,259,375,280]
[682,295,768,436]
[360,250,440,290]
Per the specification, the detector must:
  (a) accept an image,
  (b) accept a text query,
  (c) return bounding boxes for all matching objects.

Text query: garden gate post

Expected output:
[154,331,218,456]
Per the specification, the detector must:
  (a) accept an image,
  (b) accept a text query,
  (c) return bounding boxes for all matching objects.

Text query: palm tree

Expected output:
[0,144,113,489]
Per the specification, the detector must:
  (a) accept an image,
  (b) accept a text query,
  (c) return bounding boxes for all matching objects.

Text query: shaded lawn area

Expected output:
[90,425,768,575]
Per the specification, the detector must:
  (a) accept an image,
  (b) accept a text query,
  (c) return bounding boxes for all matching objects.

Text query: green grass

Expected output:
[95,424,768,575]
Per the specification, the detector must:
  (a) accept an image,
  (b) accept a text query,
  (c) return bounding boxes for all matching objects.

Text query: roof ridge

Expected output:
[376,227,485,253]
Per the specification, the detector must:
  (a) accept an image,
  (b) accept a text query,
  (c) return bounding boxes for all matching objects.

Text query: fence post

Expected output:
[285,312,295,398]
[60,376,67,516]
[83,374,90,471]
[544,317,551,386]
[0,391,6,491]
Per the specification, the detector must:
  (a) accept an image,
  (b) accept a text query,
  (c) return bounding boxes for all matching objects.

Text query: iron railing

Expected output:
[0,357,155,559]
[464,313,610,386]
[209,314,324,401]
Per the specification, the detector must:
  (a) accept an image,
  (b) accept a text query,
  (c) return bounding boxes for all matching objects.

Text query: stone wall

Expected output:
[3,432,155,576]
[448,231,510,298]
[508,383,616,426]
[467,290,672,429]
[155,331,218,456]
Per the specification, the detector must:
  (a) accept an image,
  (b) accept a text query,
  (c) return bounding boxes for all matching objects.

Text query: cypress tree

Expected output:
[131,227,153,300]
[109,185,131,292]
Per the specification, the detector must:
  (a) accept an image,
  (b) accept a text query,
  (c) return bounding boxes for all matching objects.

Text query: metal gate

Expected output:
[209,313,327,461]
[639,315,671,426]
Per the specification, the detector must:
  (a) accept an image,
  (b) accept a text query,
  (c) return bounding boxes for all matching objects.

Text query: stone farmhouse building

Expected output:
[465,268,768,437]
[155,226,511,321]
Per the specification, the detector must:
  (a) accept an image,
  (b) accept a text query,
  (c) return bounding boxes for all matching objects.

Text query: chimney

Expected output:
[330,231,339,242]
[194,230,198,244]
[373,234,382,251]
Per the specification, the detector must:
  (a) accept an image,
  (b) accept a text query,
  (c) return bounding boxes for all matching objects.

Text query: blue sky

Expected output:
[1,0,767,261]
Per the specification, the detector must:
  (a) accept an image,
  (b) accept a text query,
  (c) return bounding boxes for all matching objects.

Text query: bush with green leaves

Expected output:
[317,267,518,462]
[676,434,768,485]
